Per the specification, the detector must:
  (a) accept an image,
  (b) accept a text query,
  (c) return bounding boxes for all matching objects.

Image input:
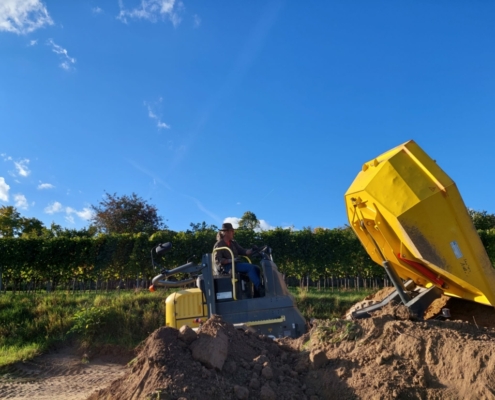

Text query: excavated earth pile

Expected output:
[87,315,308,400]
[87,300,495,400]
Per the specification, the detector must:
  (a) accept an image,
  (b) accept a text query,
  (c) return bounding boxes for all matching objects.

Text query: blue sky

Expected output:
[1,0,495,232]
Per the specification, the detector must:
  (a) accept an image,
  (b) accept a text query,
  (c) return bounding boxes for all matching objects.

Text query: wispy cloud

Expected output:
[117,0,183,27]
[14,193,28,209]
[127,159,173,190]
[186,195,220,222]
[66,206,93,221]
[47,39,76,70]
[0,178,10,202]
[38,182,54,189]
[0,0,53,35]
[28,39,38,46]
[193,14,200,28]
[13,159,30,177]
[44,201,93,222]
[92,6,103,14]
[145,99,170,130]
[44,201,63,214]
[2,154,32,178]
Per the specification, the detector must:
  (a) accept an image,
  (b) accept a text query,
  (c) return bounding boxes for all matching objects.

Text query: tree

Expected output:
[0,206,22,237]
[468,209,495,231]
[238,211,260,231]
[19,217,45,237]
[90,192,166,234]
[187,221,218,233]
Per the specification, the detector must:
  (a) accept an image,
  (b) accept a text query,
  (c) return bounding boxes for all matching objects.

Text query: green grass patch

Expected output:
[312,319,362,344]
[290,287,375,320]
[0,290,169,367]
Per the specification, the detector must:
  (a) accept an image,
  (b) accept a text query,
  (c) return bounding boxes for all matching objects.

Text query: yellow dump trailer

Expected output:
[345,140,495,308]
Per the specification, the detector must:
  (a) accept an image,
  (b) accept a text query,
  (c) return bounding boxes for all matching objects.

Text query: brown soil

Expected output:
[4,292,495,400]
[0,344,129,400]
[86,294,495,400]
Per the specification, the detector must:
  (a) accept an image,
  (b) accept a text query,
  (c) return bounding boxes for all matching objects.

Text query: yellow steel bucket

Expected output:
[345,140,495,307]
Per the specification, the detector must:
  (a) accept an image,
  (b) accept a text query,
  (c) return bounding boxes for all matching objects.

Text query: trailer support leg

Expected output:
[383,260,410,305]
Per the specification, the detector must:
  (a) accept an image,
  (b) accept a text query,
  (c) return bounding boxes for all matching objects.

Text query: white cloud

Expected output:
[258,219,275,231]
[0,178,10,202]
[145,100,170,130]
[193,14,200,28]
[92,6,103,14]
[157,121,170,129]
[38,182,54,189]
[117,0,183,27]
[65,214,75,224]
[28,39,37,46]
[14,159,30,177]
[44,201,63,214]
[66,206,93,220]
[223,217,240,229]
[0,0,53,34]
[47,39,76,70]
[44,201,94,221]
[14,193,28,209]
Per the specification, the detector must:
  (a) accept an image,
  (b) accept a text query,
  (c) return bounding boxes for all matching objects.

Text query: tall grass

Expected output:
[290,287,375,319]
[0,290,169,367]
[0,287,376,367]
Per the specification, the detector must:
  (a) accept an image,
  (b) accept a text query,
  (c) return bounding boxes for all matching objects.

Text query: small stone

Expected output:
[261,366,273,380]
[254,355,269,364]
[234,385,249,400]
[178,325,197,344]
[309,350,328,369]
[260,383,276,400]
[249,377,260,389]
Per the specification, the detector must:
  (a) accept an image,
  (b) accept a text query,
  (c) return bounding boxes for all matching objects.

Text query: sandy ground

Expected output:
[0,345,129,400]
[2,290,495,400]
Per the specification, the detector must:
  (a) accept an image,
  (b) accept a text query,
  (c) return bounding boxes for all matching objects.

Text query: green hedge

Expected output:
[1,227,494,291]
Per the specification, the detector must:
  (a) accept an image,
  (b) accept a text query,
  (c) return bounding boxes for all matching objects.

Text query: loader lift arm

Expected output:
[150,242,206,289]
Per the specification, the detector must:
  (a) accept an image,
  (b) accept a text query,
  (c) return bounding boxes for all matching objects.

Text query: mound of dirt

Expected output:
[87,315,307,400]
[87,301,495,400]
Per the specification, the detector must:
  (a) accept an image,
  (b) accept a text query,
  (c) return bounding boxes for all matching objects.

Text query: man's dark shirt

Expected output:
[213,238,247,270]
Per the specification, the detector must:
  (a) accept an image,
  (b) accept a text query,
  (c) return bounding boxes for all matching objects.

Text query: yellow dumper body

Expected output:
[345,140,495,307]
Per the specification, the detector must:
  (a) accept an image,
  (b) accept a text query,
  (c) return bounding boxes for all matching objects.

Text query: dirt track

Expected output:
[0,346,129,400]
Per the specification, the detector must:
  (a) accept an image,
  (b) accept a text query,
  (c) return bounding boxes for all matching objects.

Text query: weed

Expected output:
[68,306,110,343]
[312,319,362,344]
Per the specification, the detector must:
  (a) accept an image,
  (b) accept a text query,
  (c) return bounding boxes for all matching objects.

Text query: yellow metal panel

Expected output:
[165,288,208,329]
[345,140,495,307]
